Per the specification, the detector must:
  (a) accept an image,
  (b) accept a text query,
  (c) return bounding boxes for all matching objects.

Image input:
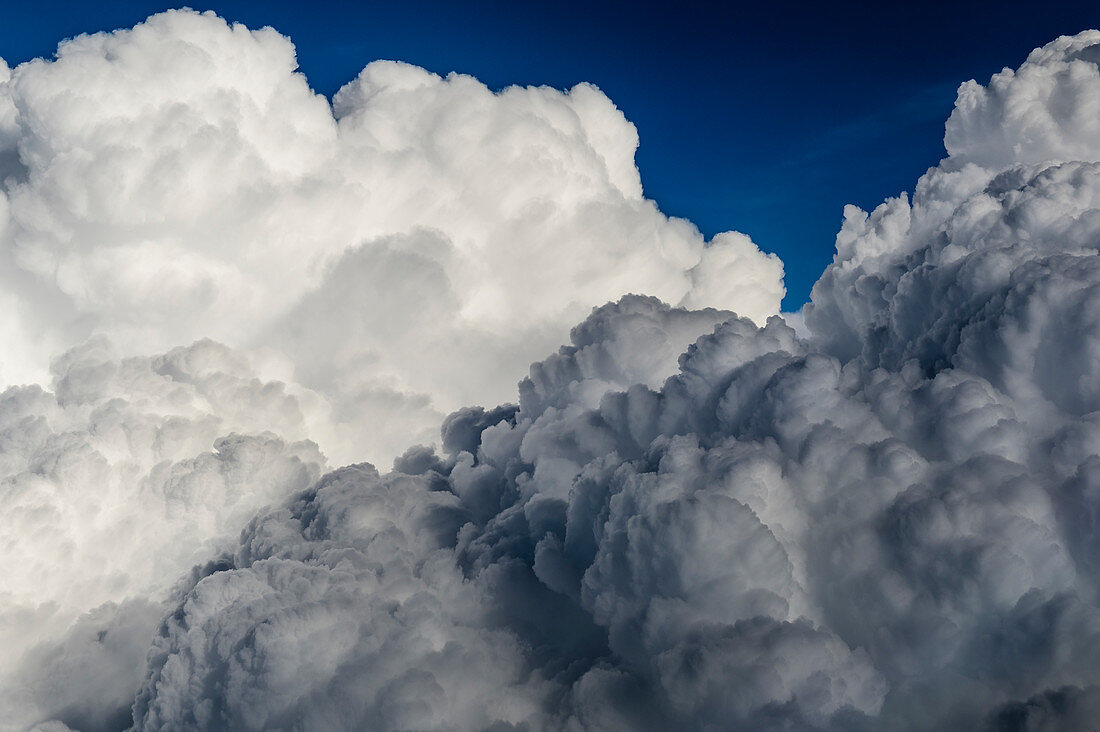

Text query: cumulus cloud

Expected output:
[0,338,325,728]
[0,8,782,466]
[119,28,1100,732]
[0,9,783,729]
[7,10,1100,732]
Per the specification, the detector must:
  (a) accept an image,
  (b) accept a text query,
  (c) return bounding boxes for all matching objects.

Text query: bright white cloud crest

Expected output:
[0,9,781,461]
[3,9,1100,732]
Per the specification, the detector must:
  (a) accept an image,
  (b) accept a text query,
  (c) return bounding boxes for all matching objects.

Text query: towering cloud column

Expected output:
[128,29,1100,732]
[0,10,782,729]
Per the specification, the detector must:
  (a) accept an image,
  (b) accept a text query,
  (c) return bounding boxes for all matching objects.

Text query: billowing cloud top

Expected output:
[5,11,1100,732]
[0,9,779,729]
[0,9,782,465]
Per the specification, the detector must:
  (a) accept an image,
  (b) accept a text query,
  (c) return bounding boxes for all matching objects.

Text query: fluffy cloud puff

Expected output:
[1,303,731,730]
[0,339,325,730]
[0,9,782,467]
[122,30,1100,732]
[2,10,779,724]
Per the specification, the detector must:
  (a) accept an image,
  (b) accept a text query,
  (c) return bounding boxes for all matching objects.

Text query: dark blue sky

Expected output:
[3,1,1099,308]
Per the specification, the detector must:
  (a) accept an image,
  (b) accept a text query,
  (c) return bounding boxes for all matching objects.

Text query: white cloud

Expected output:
[0,339,325,728]
[127,29,1100,732]
[6,10,1100,732]
[0,8,782,467]
[0,10,782,728]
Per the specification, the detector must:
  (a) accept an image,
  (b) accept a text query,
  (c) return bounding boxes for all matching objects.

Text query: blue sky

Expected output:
[3,0,1099,308]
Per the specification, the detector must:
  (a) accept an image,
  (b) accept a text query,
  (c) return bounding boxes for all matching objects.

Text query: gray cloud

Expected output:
[124,29,1100,732]
[0,13,784,725]
[5,15,1100,732]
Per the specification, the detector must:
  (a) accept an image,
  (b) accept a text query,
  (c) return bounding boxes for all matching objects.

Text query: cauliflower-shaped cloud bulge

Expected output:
[119,29,1100,732]
[0,338,326,729]
[0,8,783,467]
[2,9,781,726]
